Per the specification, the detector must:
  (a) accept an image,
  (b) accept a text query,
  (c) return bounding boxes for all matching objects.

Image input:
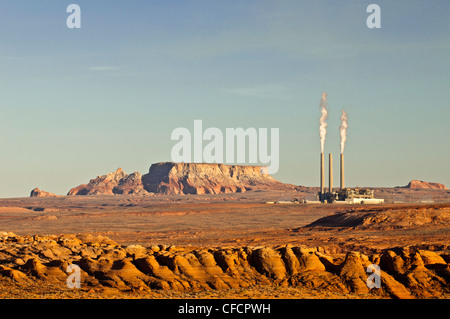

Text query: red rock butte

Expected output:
[402,180,447,190]
[67,162,300,196]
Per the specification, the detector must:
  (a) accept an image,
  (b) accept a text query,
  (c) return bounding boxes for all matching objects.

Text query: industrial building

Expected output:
[318,152,384,204]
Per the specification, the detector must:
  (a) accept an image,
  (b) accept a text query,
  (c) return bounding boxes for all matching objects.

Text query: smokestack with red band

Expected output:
[320,152,325,195]
[329,153,333,192]
[340,153,345,189]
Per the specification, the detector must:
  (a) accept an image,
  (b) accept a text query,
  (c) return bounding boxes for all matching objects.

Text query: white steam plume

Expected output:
[319,92,328,153]
[340,110,348,154]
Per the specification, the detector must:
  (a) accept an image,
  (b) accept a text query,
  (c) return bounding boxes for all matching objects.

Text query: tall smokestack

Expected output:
[329,153,333,192]
[320,152,325,195]
[340,153,345,189]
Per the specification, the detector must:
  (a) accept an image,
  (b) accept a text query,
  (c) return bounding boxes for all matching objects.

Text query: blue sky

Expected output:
[0,1,449,197]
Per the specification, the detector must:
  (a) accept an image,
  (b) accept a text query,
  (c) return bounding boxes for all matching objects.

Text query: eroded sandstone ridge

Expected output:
[68,163,299,196]
[68,168,146,195]
[0,232,448,298]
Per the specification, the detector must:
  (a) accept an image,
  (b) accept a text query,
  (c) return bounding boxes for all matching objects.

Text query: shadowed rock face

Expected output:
[68,162,299,196]
[0,232,448,298]
[113,172,146,195]
[141,162,299,195]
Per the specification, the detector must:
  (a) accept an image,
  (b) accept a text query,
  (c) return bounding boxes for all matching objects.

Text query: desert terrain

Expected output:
[0,187,449,299]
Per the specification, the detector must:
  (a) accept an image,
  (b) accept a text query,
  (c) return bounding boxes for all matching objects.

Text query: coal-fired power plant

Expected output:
[317,93,384,204]
[318,150,383,204]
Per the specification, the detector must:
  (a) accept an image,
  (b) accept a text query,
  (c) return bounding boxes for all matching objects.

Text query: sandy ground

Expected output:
[0,189,448,251]
[0,189,448,299]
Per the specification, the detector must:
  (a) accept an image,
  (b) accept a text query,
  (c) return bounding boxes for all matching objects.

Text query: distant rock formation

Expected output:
[400,180,447,190]
[30,188,56,198]
[141,162,299,195]
[67,168,146,195]
[67,162,299,196]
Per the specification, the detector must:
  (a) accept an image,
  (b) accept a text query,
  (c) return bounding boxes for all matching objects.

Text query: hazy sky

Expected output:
[0,1,449,197]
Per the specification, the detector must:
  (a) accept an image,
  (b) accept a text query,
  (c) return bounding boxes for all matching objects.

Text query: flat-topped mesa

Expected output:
[142,162,298,195]
[67,162,299,196]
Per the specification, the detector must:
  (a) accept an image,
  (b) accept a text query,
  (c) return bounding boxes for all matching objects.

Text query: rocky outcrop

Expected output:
[141,162,299,195]
[112,172,146,195]
[0,232,448,298]
[67,163,299,196]
[400,180,447,190]
[30,188,57,198]
[68,168,146,195]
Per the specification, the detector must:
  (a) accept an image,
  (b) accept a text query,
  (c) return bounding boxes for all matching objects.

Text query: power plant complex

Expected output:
[317,92,384,204]
[318,151,383,204]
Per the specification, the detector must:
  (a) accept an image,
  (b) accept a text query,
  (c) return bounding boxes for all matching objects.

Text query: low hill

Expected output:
[305,205,450,230]
[399,180,447,190]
